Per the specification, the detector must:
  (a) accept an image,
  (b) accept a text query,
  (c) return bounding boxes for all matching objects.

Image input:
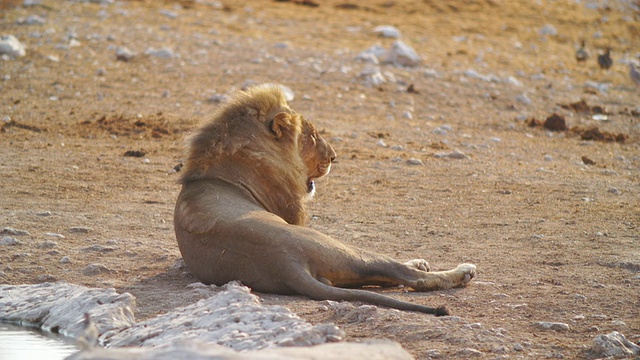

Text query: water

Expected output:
[0,323,78,360]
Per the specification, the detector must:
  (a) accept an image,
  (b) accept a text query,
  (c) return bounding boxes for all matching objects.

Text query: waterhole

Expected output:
[0,323,78,360]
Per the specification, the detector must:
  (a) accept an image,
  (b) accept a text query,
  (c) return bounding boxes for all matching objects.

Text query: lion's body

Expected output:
[174,84,476,315]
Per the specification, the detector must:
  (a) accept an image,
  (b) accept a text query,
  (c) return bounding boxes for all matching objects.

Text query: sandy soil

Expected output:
[1,0,639,358]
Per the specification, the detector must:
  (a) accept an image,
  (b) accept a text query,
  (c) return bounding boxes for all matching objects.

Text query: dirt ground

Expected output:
[1,0,639,358]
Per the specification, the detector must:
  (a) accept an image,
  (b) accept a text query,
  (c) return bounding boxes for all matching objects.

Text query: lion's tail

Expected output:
[288,267,449,316]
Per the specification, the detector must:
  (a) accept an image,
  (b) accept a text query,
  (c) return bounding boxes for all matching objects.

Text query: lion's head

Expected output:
[180,84,336,225]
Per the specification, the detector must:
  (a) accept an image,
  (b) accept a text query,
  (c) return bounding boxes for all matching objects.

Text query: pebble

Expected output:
[60,256,71,264]
[424,349,442,358]
[373,25,401,38]
[82,263,113,276]
[159,9,178,19]
[0,35,26,58]
[607,187,621,195]
[383,41,422,67]
[406,158,423,166]
[359,67,386,87]
[457,348,483,357]
[402,111,413,119]
[116,47,135,61]
[357,44,386,63]
[1,227,31,236]
[37,240,58,249]
[36,211,52,217]
[69,226,92,233]
[516,94,532,105]
[434,150,470,160]
[81,244,117,253]
[145,47,176,58]
[432,125,453,135]
[534,322,570,331]
[0,237,21,246]
[17,15,46,25]
[207,94,228,104]
[44,232,65,239]
[539,24,557,36]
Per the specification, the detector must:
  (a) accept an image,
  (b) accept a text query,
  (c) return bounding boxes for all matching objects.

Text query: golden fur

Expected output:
[175,84,476,315]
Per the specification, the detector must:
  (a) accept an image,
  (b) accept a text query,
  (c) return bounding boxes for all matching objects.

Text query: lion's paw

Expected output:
[455,263,476,285]
[405,259,430,272]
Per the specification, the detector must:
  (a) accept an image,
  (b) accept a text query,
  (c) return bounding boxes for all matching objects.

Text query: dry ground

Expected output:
[1,0,639,358]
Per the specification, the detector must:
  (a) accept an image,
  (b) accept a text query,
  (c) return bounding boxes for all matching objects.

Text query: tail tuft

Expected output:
[434,306,450,316]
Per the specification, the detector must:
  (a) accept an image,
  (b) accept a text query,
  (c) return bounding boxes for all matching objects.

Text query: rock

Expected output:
[590,332,640,358]
[69,226,93,233]
[1,227,31,236]
[45,232,65,239]
[81,245,118,253]
[38,240,58,249]
[543,114,567,131]
[533,322,570,331]
[105,282,344,349]
[515,94,532,105]
[60,256,71,264]
[82,263,113,276]
[17,15,46,25]
[115,47,134,62]
[359,67,386,87]
[383,41,421,67]
[373,25,401,38]
[406,158,423,166]
[539,24,557,36]
[159,9,178,19]
[0,35,26,58]
[0,236,21,245]
[68,339,413,360]
[432,125,453,135]
[434,150,470,160]
[457,348,483,357]
[145,47,176,59]
[357,44,386,63]
[0,282,135,338]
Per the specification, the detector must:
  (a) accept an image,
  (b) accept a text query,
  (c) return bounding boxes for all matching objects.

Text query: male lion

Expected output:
[174,84,476,315]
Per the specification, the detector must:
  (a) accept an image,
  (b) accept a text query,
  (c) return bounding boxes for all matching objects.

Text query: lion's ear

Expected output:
[270,112,294,139]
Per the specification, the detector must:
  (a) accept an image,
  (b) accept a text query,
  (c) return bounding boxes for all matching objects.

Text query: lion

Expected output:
[174,84,476,316]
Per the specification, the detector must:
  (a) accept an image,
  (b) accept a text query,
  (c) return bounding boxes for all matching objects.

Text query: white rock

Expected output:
[406,158,423,166]
[17,15,46,25]
[373,25,401,38]
[515,94,532,105]
[0,35,26,58]
[383,41,421,67]
[0,236,21,245]
[0,282,135,338]
[359,67,386,87]
[534,322,570,331]
[105,282,343,350]
[539,24,557,36]
[145,47,175,59]
[115,47,134,61]
[590,332,640,357]
[434,150,469,160]
[68,339,412,360]
[159,9,178,19]
[1,227,31,236]
[358,44,386,61]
